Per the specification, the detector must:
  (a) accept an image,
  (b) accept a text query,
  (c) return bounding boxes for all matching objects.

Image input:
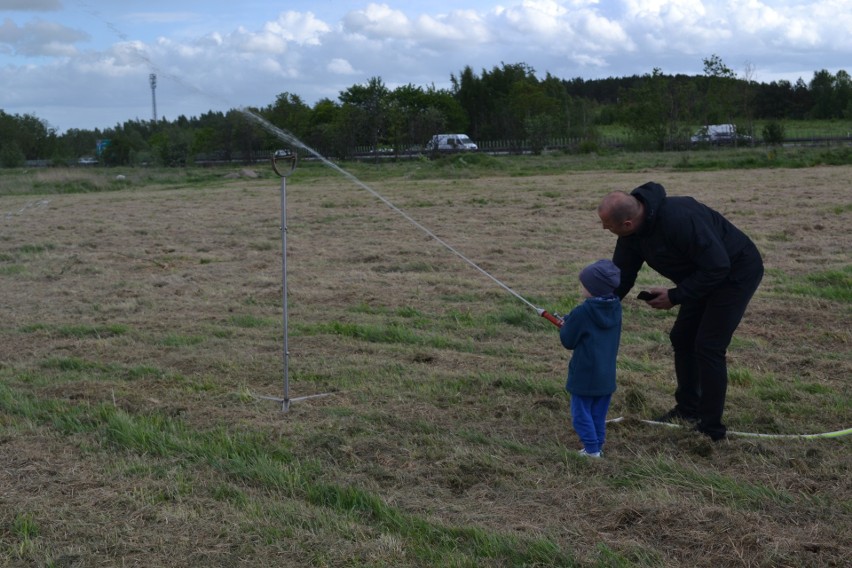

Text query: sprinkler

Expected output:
[255,149,331,412]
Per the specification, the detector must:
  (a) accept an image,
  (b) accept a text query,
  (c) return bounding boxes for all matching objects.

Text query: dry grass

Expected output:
[1,161,850,567]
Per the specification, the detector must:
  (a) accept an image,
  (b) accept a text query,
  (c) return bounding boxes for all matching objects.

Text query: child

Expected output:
[559,259,622,458]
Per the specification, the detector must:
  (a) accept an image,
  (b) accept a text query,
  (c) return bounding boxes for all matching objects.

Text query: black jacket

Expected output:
[612,182,760,305]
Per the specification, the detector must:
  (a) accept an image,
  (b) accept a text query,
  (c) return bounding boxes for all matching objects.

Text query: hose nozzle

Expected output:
[537,308,563,328]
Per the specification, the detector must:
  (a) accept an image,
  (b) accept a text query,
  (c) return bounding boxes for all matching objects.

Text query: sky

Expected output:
[1,0,850,133]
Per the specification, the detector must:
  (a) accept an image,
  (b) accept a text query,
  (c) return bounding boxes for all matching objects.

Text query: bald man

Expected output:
[597,182,763,441]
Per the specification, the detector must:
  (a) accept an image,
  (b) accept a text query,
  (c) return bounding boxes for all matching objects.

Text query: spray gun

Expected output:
[537,308,563,328]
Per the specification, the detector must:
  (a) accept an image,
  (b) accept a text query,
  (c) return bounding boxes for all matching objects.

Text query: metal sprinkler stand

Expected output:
[259,150,331,412]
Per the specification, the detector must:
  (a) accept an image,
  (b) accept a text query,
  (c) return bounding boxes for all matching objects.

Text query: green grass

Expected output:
[0,382,575,566]
[728,366,755,387]
[40,356,102,372]
[596,119,852,140]
[612,455,794,509]
[229,314,277,328]
[17,243,55,254]
[11,512,39,557]
[21,322,129,338]
[617,357,658,373]
[158,333,206,347]
[778,266,852,302]
[1,161,849,566]
[0,264,25,275]
[0,167,249,197]
[0,126,851,198]
[488,373,564,397]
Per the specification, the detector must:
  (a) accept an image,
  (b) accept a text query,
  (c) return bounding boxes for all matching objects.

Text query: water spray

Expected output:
[72,4,565,415]
[73,2,561,328]
[240,110,564,329]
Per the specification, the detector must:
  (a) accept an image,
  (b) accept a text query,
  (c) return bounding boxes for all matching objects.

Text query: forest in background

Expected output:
[1,55,851,167]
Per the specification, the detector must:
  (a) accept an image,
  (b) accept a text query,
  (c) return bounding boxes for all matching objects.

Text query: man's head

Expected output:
[598,191,643,237]
[579,259,621,297]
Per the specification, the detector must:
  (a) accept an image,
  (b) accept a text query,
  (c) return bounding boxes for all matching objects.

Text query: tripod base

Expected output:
[252,391,334,412]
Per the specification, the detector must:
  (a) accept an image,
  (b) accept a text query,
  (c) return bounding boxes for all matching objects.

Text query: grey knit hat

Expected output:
[579,259,621,297]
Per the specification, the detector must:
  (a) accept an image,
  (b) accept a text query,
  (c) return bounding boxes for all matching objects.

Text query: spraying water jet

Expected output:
[239,109,564,329]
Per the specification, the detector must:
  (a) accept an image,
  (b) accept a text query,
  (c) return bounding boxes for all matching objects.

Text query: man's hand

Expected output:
[647,287,674,309]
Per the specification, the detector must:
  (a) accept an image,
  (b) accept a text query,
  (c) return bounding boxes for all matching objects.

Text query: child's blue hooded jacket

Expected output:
[559,296,622,396]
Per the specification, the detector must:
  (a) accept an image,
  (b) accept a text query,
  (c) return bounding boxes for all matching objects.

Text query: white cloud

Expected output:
[343,4,491,46]
[0,0,60,10]
[265,11,331,45]
[231,25,289,54]
[258,56,298,77]
[1,1,850,132]
[328,57,358,74]
[0,18,89,56]
[622,0,708,22]
[344,3,411,38]
[491,0,631,62]
[580,12,633,51]
[418,10,491,44]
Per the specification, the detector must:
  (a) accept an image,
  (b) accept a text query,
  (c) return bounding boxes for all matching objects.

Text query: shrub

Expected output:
[762,122,785,146]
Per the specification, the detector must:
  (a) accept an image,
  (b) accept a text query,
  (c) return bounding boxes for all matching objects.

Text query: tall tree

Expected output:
[451,65,485,138]
[339,77,390,152]
[0,111,56,161]
[791,78,812,119]
[384,84,461,152]
[836,70,852,118]
[452,62,540,141]
[701,54,738,125]
[752,80,794,118]
[264,92,311,140]
[619,69,693,150]
[809,69,836,119]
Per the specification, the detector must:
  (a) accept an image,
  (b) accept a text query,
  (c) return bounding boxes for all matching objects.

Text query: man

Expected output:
[597,182,763,441]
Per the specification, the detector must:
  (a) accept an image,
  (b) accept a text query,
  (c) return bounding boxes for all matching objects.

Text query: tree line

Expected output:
[1,55,850,167]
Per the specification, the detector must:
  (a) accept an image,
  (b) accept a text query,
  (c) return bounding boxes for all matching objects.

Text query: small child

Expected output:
[559,259,622,458]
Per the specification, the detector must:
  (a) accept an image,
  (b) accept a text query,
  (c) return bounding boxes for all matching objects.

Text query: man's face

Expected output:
[599,211,636,237]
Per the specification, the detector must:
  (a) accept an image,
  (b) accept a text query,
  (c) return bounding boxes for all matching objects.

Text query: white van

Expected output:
[690,124,751,145]
[425,134,478,152]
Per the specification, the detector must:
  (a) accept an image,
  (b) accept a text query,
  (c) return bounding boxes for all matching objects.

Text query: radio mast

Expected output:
[149,73,158,122]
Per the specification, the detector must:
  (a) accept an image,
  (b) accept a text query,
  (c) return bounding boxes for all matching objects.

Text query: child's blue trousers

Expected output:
[570,394,612,454]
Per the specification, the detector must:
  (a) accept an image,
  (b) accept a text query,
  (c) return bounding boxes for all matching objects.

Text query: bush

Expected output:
[762,122,785,146]
[0,144,25,168]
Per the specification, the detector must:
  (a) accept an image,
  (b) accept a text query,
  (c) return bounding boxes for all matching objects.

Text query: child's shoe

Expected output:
[578,449,602,458]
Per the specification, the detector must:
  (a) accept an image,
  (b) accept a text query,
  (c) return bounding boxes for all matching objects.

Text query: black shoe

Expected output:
[654,407,699,424]
[695,421,726,441]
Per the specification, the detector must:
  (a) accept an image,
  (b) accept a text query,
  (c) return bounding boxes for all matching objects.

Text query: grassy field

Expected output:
[1,153,850,567]
[596,119,852,140]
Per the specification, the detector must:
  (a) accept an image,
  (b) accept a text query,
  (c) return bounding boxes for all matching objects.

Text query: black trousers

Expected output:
[669,246,764,439]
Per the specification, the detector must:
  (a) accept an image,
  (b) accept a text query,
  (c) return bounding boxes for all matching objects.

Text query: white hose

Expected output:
[606,416,852,439]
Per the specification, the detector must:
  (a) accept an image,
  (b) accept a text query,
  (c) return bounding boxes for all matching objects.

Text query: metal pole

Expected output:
[281,172,290,411]
[272,152,297,412]
[260,150,332,412]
